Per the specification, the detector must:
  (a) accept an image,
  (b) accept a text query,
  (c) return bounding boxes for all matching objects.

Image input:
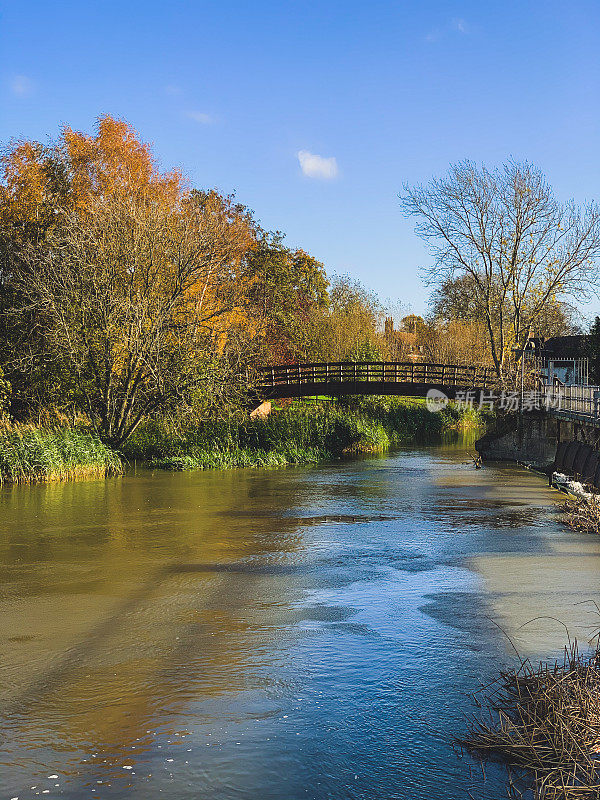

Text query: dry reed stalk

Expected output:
[460,643,600,799]
[561,496,600,535]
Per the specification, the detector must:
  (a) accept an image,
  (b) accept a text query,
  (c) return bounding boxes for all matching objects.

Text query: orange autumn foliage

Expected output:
[1,116,258,336]
[62,116,182,210]
[0,116,183,246]
[0,115,335,430]
[0,140,58,244]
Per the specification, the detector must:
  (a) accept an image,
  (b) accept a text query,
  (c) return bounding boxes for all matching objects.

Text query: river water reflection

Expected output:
[2,441,600,799]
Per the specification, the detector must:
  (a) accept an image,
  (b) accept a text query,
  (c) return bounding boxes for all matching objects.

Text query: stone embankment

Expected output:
[475,413,558,472]
[476,412,600,488]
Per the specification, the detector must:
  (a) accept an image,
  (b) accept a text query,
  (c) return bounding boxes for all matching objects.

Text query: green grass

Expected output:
[123,397,484,472]
[0,426,123,484]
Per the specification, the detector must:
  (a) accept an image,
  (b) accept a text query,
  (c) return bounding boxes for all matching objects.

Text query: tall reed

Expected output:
[460,641,600,799]
[0,426,122,484]
[124,398,483,471]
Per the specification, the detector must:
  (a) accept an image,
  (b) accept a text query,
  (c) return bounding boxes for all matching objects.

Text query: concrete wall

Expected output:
[476,412,600,472]
[475,413,559,471]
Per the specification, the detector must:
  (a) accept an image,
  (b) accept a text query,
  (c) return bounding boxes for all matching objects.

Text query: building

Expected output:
[526,335,589,386]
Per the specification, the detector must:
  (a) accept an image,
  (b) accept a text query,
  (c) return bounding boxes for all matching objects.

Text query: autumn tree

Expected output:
[309,276,386,362]
[0,118,185,410]
[13,190,253,445]
[245,230,329,363]
[0,116,181,261]
[401,160,600,380]
[0,117,258,436]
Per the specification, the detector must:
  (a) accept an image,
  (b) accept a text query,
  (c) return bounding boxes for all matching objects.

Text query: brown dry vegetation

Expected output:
[461,641,600,799]
[561,495,600,535]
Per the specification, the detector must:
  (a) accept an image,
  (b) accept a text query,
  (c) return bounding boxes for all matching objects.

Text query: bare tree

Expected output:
[401,161,600,379]
[13,193,253,446]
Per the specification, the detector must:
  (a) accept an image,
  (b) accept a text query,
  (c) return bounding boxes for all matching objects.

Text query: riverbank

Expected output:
[463,640,600,799]
[121,398,484,471]
[0,398,483,484]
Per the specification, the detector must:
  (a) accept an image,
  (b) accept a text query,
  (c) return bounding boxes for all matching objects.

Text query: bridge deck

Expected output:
[257,362,495,399]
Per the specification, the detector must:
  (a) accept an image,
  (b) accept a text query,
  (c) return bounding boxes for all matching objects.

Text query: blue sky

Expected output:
[2,0,600,315]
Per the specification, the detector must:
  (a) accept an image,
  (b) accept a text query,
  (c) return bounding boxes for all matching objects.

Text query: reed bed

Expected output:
[461,642,600,799]
[0,398,483,481]
[561,495,600,535]
[124,398,481,471]
[0,426,122,484]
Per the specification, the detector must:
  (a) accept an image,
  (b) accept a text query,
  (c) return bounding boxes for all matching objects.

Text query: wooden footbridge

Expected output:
[256,361,496,400]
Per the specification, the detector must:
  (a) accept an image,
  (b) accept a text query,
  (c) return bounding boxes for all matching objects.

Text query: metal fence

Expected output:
[542,383,600,419]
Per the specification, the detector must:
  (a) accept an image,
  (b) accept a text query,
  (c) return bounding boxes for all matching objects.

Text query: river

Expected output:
[2,440,600,800]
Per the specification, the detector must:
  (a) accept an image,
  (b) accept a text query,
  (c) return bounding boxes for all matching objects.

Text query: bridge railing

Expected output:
[258,361,496,389]
[542,383,600,419]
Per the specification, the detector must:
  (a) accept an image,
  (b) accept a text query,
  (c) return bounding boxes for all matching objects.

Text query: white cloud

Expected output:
[186,110,214,125]
[10,75,33,97]
[452,18,469,34]
[297,150,338,180]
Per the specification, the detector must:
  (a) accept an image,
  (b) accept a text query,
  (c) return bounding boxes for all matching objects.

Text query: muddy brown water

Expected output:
[1,441,600,799]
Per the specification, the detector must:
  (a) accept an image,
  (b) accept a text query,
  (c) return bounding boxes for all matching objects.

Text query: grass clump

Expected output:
[0,426,122,484]
[460,641,600,799]
[344,396,483,443]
